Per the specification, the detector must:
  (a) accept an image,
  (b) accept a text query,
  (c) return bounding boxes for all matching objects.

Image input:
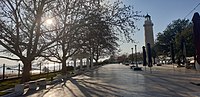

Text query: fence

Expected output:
[0,60,90,81]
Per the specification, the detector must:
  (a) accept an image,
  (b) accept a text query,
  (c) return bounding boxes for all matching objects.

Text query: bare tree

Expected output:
[42,0,98,74]
[102,1,140,42]
[0,0,61,82]
[83,13,119,63]
[83,0,140,62]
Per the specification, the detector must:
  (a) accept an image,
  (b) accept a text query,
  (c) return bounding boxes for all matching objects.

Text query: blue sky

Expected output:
[119,0,200,54]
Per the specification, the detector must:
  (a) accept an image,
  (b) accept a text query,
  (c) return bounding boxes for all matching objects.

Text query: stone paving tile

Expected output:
[23,64,200,97]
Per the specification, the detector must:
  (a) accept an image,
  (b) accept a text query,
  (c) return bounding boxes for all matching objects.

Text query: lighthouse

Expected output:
[143,14,154,47]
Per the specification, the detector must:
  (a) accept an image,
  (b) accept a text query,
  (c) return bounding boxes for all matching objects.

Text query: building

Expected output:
[143,14,154,47]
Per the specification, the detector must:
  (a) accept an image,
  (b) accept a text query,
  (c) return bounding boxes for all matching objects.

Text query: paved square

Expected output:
[23,64,200,97]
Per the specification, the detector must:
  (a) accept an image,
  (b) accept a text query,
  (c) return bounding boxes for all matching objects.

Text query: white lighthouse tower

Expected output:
[143,14,154,47]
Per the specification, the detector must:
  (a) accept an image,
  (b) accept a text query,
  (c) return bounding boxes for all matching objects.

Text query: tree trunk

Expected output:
[21,60,31,83]
[96,45,99,63]
[94,58,98,63]
[61,59,67,75]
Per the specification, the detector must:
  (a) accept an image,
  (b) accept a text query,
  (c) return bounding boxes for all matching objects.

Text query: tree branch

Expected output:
[0,56,20,61]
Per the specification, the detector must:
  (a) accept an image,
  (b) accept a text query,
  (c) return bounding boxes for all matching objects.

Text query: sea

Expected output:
[0,57,106,76]
[0,60,86,75]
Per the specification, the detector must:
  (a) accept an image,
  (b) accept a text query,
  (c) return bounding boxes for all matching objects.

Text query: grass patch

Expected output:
[0,72,60,92]
[0,79,20,91]
[0,91,11,96]
[30,72,59,81]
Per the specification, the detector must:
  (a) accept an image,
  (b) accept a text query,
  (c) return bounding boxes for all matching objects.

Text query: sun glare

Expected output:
[46,19,53,25]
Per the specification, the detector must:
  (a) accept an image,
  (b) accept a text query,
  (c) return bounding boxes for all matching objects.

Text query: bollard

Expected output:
[40,63,42,75]
[3,64,5,80]
[68,62,70,66]
[18,63,20,77]
[54,63,55,72]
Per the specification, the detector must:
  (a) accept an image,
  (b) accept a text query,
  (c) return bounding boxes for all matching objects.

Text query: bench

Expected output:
[28,81,37,90]
[3,84,25,97]
[14,84,24,95]
[3,78,46,97]
[37,78,46,87]
[26,78,47,90]
[51,74,70,84]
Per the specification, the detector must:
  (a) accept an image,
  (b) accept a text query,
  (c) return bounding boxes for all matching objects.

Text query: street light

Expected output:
[131,48,134,64]
[135,45,138,67]
[133,44,142,71]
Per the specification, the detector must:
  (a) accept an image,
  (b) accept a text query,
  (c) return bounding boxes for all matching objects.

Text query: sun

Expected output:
[46,19,53,25]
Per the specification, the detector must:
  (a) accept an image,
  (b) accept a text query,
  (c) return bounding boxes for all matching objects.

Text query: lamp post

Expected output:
[133,45,142,71]
[131,48,134,64]
[135,45,138,67]
[54,62,55,72]
[18,62,21,77]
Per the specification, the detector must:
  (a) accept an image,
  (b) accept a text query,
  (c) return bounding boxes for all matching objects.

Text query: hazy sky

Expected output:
[119,0,200,54]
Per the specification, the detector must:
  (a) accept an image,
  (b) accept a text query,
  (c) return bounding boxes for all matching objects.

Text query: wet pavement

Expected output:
[23,64,200,97]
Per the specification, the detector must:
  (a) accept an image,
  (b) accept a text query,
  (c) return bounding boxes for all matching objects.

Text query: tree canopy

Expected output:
[0,0,141,82]
[154,19,194,61]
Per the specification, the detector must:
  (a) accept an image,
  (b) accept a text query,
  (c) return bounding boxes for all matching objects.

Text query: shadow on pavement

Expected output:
[136,69,197,96]
[62,78,93,97]
[22,89,39,96]
[22,79,67,97]
[80,80,122,96]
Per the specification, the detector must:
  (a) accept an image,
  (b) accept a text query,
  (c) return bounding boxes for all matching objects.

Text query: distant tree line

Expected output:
[107,53,143,64]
